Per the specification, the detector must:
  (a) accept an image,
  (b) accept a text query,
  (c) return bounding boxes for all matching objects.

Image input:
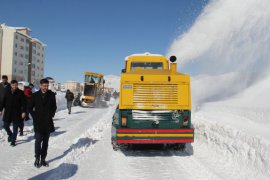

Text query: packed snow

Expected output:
[168,0,270,179]
[1,0,270,179]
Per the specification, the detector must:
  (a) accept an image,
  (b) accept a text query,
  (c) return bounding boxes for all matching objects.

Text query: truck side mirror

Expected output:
[121,69,126,73]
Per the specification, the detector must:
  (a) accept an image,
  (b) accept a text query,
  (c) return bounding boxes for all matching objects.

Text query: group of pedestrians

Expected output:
[0,75,57,168]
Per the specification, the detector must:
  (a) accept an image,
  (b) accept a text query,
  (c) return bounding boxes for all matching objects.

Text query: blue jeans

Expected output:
[3,121,20,141]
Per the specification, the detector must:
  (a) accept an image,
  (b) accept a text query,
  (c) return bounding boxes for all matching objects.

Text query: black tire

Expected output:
[111,138,119,151]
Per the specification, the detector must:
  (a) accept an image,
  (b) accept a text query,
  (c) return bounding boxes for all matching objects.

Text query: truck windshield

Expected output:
[131,62,163,70]
[85,75,100,83]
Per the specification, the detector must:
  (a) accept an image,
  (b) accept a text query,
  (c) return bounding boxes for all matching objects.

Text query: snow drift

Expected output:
[168,0,270,106]
[168,0,270,178]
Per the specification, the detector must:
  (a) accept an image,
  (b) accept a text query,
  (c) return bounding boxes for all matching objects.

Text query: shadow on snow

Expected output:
[28,163,78,180]
[48,137,98,163]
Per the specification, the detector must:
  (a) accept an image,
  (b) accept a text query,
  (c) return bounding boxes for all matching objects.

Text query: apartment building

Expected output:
[0,23,45,83]
[64,81,81,93]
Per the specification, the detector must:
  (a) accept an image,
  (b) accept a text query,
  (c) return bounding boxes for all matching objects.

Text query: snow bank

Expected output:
[194,117,270,179]
[56,92,67,112]
[168,0,270,178]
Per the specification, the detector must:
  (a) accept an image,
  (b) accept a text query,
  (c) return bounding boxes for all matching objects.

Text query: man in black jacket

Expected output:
[0,75,10,106]
[0,80,26,146]
[65,89,74,114]
[31,79,57,168]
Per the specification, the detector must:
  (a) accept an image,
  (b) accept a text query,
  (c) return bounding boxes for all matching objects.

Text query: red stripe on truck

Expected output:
[117,129,194,133]
[116,139,194,144]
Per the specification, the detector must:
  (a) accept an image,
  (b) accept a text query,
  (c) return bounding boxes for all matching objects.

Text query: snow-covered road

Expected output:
[0,98,269,180]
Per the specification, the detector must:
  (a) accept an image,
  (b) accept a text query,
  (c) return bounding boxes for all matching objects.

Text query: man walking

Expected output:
[18,83,34,136]
[0,75,10,107]
[31,79,57,168]
[0,80,26,146]
[24,83,34,120]
[65,89,74,114]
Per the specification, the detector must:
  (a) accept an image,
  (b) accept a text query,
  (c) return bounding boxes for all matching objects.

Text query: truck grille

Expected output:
[132,110,175,121]
[133,84,178,104]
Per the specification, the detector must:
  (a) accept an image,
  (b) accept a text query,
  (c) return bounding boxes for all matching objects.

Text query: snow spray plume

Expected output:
[168,0,270,105]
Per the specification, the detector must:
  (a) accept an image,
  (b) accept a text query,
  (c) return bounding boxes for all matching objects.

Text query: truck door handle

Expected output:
[141,76,144,81]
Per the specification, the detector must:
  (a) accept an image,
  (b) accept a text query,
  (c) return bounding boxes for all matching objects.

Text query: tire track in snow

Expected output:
[38,104,117,180]
[0,103,116,180]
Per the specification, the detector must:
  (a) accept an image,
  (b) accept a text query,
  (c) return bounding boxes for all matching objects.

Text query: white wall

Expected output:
[1,27,15,80]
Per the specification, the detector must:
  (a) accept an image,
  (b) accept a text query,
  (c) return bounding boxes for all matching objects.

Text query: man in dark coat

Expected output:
[0,75,10,106]
[30,79,57,168]
[65,89,74,114]
[24,83,34,121]
[0,80,26,146]
[18,83,34,136]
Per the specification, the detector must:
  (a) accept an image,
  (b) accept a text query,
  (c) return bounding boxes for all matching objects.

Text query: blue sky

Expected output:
[0,0,207,83]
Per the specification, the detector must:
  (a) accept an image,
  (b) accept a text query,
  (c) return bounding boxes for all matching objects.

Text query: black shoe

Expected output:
[34,158,41,168]
[7,136,11,142]
[10,141,16,146]
[41,159,49,167]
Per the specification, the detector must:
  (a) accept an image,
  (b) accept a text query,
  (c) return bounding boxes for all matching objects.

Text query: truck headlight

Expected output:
[121,116,127,127]
[183,115,189,127]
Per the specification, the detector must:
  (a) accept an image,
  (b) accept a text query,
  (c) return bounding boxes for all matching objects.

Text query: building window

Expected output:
[20,46,24,50]
[33,50,36,54]
[37,45,40,49]
[21,38,24,42]
[32,43,36,47]
[32,64,35,68]
[14,60,17,65]
[15,35,18,39]
[14,52,17,56]
[20,54,23,58]
[14,69,17,73]
[20,62,23,66]
[15,43,18,48]
[25,54,29,59]
[26,46,29,51]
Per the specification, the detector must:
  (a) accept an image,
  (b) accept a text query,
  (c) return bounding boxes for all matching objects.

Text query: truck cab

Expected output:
[112,52,194,150]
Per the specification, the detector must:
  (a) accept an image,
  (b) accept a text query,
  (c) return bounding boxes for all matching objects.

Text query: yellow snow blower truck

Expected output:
[74,72,106,107]
[111,53,194,150]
